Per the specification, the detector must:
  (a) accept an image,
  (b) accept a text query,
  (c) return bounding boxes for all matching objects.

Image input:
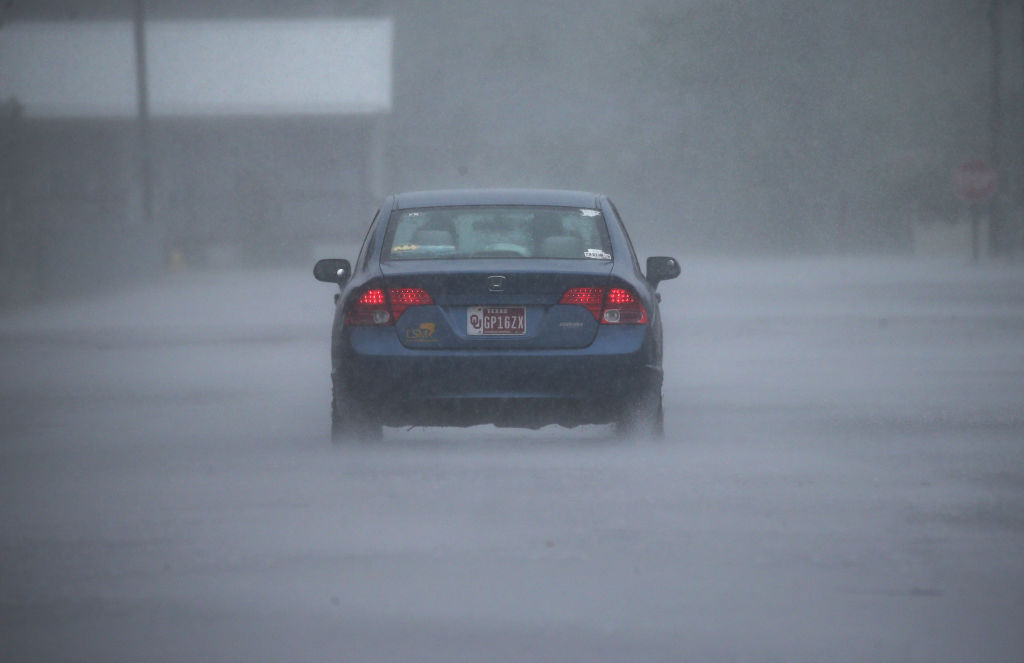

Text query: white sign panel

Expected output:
[0,19,392,117]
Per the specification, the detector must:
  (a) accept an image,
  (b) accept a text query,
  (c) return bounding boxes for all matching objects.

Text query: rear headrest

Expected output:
[538,235,583,258]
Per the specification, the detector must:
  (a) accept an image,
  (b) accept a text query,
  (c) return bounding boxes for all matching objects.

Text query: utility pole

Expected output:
[988,0,1004,256]
[1019,0,1024,256]
[133,0,153,229]
[1,98,25,302]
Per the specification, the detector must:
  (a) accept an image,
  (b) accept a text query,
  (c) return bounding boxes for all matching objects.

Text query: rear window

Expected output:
[383,206,612,261]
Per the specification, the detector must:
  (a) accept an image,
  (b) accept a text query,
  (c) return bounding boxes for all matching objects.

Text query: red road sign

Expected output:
[953,159,997,202]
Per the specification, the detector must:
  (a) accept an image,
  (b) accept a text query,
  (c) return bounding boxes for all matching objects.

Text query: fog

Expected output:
[3,0,1021,287]
[3,258,1023,661]
[2,1,1024,661]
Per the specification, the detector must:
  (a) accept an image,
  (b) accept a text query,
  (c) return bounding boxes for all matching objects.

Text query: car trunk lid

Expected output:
[380,259,613,350]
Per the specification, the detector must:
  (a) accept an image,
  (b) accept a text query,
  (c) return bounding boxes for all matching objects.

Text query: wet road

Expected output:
[2,257,1023,662]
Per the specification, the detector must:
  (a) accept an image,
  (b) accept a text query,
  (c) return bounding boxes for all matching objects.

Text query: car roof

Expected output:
[392,188,603,210]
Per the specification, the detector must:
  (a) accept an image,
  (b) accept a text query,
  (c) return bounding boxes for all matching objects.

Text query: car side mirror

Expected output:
[646,256,681,288]
[313,258,352,285]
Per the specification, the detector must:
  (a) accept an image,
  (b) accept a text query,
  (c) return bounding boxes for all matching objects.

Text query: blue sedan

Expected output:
[313,189,680,441]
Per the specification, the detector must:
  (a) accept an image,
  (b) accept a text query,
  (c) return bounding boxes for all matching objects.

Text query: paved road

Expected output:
[2,258,1023,662]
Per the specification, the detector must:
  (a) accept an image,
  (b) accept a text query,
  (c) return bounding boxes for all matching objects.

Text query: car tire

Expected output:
[330,380,383,443]
[615,387,664,439]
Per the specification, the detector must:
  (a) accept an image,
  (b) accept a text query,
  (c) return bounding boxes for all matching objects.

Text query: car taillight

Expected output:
[559,287,605,321]
[346,288,391,325]
[389,287,434,319]
[346,287,433,326]
[602,287,648,324]
[559,286,648,325]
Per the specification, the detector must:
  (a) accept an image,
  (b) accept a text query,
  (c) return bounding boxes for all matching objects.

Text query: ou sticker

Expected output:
[584,248,611,260]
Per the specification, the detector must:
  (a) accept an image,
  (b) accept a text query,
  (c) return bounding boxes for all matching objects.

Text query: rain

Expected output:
[2,1,1024,661]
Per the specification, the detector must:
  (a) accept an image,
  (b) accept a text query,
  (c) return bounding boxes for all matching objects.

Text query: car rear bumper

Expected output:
[334,326,661,427]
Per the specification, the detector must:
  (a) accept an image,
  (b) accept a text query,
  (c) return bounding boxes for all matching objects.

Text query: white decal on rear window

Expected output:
[580,209,601,217]
[584,248,612,260]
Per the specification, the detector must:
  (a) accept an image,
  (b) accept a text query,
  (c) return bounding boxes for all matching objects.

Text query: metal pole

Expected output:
[1019,0,1024,256]
[988,0,1003,256]
[133,0,153,228]
[1,99,23,301]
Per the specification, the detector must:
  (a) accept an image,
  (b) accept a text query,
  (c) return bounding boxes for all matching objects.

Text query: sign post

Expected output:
[953,159,997,263]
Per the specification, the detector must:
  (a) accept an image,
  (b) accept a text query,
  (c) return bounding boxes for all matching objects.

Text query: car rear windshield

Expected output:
[383,206,613,261]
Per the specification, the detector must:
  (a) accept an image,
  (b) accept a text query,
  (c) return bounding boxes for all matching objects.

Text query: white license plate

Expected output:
[467,306,526,335]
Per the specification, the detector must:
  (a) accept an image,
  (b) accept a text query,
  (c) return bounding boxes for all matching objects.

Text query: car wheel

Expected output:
[330,381,383,443]
[615,387,664,439]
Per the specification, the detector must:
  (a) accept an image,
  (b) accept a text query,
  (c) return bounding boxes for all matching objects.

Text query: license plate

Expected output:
[467,306,525,335]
